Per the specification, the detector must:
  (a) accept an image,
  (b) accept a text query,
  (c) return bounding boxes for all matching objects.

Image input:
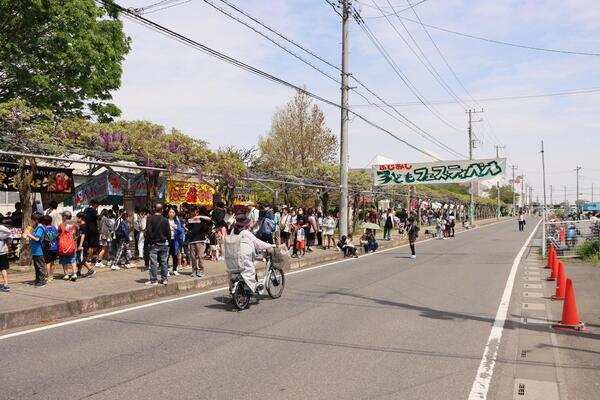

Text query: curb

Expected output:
[1,217,511,331]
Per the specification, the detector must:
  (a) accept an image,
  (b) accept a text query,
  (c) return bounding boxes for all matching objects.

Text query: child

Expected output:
[23,213,47,287]
[42,215,58,281]
[296,226,306,259]
[208,228,219,261]
[0,222,11,291]
[111,211,132,270]
[58,211,79,281]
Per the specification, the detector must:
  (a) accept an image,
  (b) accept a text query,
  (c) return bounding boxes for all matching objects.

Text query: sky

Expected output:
[113,0,600,204]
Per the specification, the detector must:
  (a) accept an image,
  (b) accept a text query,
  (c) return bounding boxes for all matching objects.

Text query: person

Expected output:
[518,211,526,231]
[133,207,142,259]
[323,212,336,250]
[278,207,291,248]
[23,213,47,287]
[145,203,171,286]
[11,202,23,228]
[257,209,274,244]
[42,215,58,281]
[316,211,323,248]
[34,199,44,214]
[383,208,394,241]
[407,217,419,259]
[339,234,358,258]
[186,206,211,278]
[97,209,114,267]
[58,211,79,281]
[224,207,236,233]
[225,214,272,294]
[246,202,260,235]
[111,211,132,270]
[75,212,95,278]
[0,222,11,292]
[273,206,281,246]
[166,207,184,276]
[208,228,219,261]
[447,213,456,237]
[211,201,226,259]
[306,208,318,252]
[361,230,379,253]
[83,199,100,266]
[135,208,147,261]
[296,224,306,259]
[46,200,62,229]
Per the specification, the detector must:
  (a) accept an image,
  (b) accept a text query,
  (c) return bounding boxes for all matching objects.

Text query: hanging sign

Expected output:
[166,180,215,205]
[373,158,506,186]
[0,162,74,193]
[232,187,258,206]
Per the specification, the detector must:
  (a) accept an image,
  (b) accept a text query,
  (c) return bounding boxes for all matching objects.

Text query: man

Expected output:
[186,206,211,278]
[83,199,100,266]
[11,202,23,228]
[145,203,171,286]
[407,217,419,259]
[46,200,62,229]
[518,211,526,232]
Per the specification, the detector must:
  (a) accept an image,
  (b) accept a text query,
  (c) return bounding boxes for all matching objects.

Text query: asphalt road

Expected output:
[1,218,538,400]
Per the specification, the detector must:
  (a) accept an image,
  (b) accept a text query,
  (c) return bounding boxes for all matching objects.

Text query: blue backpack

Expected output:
[43,226,58,253]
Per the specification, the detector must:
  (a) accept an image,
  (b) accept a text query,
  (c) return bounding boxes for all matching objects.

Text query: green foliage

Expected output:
[0,0,131,120]
[575,240,599,259]
[486,184,518,205]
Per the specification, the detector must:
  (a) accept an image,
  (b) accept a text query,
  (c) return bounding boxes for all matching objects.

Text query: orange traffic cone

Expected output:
[545,245,555,269]
[553,278,587,332]
[547,257,558,281]
[551,262,566,300]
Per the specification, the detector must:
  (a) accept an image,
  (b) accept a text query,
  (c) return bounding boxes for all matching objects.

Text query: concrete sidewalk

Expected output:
[0,217,508,331]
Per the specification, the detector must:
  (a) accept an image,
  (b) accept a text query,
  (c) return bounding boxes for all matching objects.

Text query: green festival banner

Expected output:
[373,158,506,186]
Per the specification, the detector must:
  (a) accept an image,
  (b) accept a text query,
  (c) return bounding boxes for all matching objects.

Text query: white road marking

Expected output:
[0,218,515,341]
[467,218,541,400]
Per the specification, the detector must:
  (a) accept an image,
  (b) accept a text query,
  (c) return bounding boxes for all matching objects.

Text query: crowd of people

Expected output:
[0,198,474,292]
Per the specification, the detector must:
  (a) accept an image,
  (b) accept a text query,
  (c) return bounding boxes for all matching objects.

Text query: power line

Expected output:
[357,0,429,18]
[393,15,600,57]
[98,0,444,161]
[143,0,193,15]
[350,86,600,106]
[210,0,466,158]
[351,7,464,132]
[371,0,469,109]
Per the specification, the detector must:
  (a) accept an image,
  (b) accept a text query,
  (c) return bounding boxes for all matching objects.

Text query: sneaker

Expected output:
[172,270,180,276]
[197,271,205,278]
[160,280,168,285]
[111,265,121,271]
[95,262,104,268]
[1,284,10,292]
[34,282,47,288]
[144,280,158,286]
[63,274,71,281]
[190,271,198,278]
[124,264,132,269]
[410,255,417,259]
[70,275,78,282]
[85,269,96,277]
[48,276,54,282]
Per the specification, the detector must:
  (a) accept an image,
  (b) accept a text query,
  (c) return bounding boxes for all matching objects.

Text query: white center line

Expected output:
[467,219,541,400]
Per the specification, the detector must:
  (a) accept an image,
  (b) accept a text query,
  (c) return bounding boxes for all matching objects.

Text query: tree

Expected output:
[486,184,518,205]
[258,90,337,178]
[0,100,61,263]
[0,0,131,121]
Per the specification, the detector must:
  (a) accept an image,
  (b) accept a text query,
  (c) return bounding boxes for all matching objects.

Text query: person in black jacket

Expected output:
[186,206,211,278]
[144,203,171,285]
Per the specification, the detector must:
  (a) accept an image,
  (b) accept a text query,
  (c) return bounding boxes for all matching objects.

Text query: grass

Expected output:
[574,240,600,267]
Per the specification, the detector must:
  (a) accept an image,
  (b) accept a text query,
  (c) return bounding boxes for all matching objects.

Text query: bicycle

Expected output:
[229,249,285,310]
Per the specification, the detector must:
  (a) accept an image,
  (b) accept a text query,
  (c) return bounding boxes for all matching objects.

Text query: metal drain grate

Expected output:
[518,383,526,396]
[521,350,527,358]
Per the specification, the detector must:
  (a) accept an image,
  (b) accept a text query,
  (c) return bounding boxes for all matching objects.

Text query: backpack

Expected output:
[43,226,58,253]
[114,219,125,240]
[261,218,273,236]
[58,223,77,256]
[223,233,254,273]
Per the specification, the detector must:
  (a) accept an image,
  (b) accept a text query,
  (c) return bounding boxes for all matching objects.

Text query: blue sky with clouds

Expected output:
[114,0,600,203]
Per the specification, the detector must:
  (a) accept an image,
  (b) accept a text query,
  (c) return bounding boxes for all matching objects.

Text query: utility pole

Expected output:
[564,185,567,211]
[592,183,594,202]
[494,145,505,219]
[338,0,350,237]
[550,184,553,208]
[466,108,483,226]
[576,166,582,217]
[510,164,518,216]
[521,174,526,210]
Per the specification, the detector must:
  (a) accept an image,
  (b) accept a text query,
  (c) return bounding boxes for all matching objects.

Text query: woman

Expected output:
[317,211,323,248]
[224,207,236,234]
[278,207,291,248]
[167,207,184,276]
[306,208,318,252]
[406,217,419,259]
[383,208,394,241]
[97,209,115,267]
[323,212,336,250]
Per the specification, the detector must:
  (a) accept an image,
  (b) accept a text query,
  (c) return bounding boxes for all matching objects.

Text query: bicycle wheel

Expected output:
[266,267,285,299]
[232,282,250,310]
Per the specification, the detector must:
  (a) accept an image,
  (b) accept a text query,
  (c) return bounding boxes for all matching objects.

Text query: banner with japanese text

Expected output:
[373,158,506,186]
[166,180,215,205]
[0,162,74,193]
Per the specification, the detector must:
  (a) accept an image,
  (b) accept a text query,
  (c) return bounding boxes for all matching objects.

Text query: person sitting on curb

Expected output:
[360,230,379,253]
[337,235,358,258]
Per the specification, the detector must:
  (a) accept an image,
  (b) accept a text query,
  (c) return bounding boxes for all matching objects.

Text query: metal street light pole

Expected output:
[338,0,350,237]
